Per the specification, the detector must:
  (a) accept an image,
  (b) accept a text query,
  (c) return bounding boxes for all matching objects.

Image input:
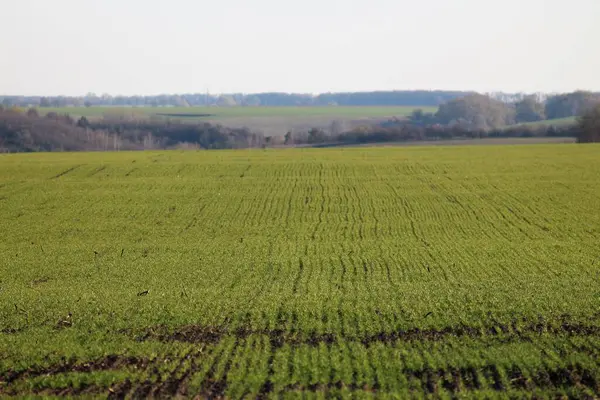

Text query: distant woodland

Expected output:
[1,90,597,110]
[1,91,472,108]
[1,91,599,152]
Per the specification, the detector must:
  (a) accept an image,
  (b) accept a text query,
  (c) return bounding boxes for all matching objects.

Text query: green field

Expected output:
[514,117,577,128]
[42,106,435,119]
[1,145,600,398]
[40,106,435,137]
[40,107,579,138]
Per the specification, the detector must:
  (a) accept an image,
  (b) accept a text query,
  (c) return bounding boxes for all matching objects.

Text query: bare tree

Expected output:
[577,104,600,143]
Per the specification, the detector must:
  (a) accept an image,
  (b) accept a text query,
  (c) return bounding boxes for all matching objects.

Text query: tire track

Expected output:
[88,165,107,177]
[50,164,82,180]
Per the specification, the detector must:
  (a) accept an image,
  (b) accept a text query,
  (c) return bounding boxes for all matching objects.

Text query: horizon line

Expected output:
[3,88,598,98]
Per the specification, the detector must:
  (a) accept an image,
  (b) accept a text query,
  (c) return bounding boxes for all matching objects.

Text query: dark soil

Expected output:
[3,314,599,397]
[3,357,598,397]
[131,318,600,348]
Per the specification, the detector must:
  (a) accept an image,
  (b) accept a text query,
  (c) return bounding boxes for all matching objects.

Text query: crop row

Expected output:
[3,333,599,397]
[1,145,600,396]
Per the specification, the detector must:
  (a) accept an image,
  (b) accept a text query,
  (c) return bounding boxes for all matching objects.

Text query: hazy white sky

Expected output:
[1,0,599,96]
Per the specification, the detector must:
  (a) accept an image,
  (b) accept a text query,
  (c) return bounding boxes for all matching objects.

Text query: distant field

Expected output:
[1,144,599,397]
[41,106,436,136]
[514,117,577,128]
[41,107,580,136]
[41,106,436,119]
[308,137,577,148]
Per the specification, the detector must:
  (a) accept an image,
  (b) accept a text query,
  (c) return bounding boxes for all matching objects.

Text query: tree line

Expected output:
[408,91,600,130]
[0,108,266,152]
[1,91,596,124]
[1,94,598,152]
[288,95,600,145]
[1,91,475,108]
[282,121,581,146]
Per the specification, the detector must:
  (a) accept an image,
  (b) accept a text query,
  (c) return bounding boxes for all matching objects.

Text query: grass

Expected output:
[1,144,600,397]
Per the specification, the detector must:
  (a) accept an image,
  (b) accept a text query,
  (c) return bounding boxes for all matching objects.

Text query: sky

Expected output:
[1,0,599,96]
